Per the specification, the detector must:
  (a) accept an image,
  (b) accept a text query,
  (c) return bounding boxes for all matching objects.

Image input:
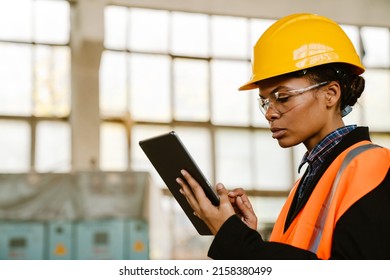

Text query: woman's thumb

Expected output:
[216,183,229,201]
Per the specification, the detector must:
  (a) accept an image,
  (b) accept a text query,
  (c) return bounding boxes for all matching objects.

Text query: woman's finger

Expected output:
[228,187,246,198]
[239,193,254,211]
[235,195,257,230]
[176,177,201,213]
[180,169,209,205]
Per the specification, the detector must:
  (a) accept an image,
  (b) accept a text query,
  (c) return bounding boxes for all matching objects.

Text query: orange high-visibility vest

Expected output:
[270,140,390,259]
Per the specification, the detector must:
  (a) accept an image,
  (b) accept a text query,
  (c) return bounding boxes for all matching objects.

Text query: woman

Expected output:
[176,13,390,259]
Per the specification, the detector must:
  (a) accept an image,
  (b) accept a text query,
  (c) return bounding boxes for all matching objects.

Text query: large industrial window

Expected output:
[0,1,389,260]
[0,0,71,173]
[101,6,390,259]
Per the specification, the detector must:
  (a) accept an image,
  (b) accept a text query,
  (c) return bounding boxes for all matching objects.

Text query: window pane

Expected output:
[104,5,127,49]
[100,51,127,116]
[253,131,292,190]
[128,8,169,52]
[0,0,32,41]
[340,25,361,56]
[173,58,209,121]
[215,129,251,187]
[362,69,390,130]
[0,43,32,116]
[211,60,250,125]
[361,27,390,67]
[171,12,209,57]
[370,133,390,149]
[34,0,70,44]
[251,197,286,224]
[173,126,213,182]
[34,45,71,117]
[129,54,171,122]
[0,120,30,172]
[131,125,171,186]
[100,122,128,170]
[36,121,70,172]
[211,15,248,58]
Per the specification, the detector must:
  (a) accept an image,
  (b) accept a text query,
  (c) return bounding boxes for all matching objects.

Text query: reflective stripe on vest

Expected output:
[308,143,380,253]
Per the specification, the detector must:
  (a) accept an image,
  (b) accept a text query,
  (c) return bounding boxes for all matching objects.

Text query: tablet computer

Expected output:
[139,131,219,235]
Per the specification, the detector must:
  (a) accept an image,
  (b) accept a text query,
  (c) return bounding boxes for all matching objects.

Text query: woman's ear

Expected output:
[324,81,341,108]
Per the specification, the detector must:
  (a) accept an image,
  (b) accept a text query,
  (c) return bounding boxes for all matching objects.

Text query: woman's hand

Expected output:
[176,169,235,235]
[228,188,258,230]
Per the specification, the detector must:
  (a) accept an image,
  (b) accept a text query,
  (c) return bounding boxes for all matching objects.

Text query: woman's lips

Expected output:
[270,128,286,139]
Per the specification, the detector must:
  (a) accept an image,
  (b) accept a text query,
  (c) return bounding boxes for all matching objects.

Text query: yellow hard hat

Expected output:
[239,13,365,91]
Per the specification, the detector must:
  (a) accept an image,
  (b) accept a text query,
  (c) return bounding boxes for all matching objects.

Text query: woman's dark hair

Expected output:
[297,63,365,110]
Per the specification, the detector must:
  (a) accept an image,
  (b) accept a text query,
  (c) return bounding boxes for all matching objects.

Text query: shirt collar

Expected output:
[298,125,357,173]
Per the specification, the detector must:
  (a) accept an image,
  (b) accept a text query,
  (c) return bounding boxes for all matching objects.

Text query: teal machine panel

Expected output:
[75,219,125,259]
[0,222,45,260]
[125,219,149,260]
[47,221,73,260]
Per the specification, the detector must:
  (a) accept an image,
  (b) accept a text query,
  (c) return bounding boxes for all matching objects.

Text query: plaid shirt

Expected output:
[297,125,357,199]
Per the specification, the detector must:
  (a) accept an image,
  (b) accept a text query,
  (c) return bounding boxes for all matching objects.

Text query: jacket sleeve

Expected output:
[207,215,318,260]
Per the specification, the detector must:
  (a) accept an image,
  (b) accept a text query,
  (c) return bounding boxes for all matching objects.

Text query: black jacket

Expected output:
[208,127,390,259]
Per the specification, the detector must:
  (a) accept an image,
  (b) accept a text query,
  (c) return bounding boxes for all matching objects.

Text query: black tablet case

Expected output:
[139,131,219,235]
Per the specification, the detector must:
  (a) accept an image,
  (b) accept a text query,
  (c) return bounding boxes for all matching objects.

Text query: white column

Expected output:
[70,0,107,170]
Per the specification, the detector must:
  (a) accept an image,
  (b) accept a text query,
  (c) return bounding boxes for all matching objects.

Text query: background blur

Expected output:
[0,0,389,260]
